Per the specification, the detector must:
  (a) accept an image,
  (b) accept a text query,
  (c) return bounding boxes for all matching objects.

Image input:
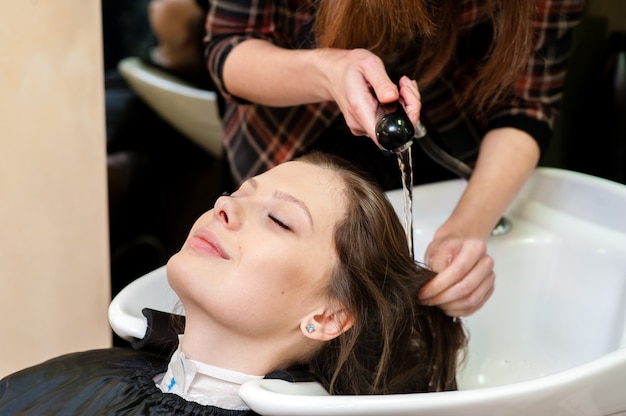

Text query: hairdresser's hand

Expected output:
[320,48,421,143]
[419,236,495,317]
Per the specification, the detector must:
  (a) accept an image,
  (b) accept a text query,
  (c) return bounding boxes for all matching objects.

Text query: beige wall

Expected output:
[0,1,111,376]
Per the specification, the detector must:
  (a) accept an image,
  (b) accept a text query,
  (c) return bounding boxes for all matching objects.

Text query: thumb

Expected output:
[360,61,398,104]
[371,80,398,104]
[427,250,453,273]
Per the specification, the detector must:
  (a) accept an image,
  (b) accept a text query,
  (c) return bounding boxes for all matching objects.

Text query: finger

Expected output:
[425,254,495,307]
[424,248,452,274]
[438,275,495,317]
[419,240,487,300]
[359,55,398,104]
[343,97,378,139]
[363,78,397,140]
[341,75,380,138]
[398,77,421,126]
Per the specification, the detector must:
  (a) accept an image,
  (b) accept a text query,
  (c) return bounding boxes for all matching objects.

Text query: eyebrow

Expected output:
[248,178,314,229]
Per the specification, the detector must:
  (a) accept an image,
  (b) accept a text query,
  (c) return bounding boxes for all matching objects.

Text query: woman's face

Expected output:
[167,161,346,341]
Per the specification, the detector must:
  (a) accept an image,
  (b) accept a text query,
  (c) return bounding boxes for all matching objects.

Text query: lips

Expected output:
[188,228,230,259]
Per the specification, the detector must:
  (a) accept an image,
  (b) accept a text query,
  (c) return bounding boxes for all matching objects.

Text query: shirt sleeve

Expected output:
[204,0,314,101]
[487,0,585,153]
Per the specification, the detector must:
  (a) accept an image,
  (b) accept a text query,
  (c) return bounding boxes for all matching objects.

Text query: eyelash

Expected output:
[268,214,291,231]
[223,192,291,231]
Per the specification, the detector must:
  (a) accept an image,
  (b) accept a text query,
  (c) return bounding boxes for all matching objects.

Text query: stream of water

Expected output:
[396,147,414,259]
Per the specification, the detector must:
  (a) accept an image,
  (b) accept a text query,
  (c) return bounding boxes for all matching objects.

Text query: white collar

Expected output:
[156,336,263,410]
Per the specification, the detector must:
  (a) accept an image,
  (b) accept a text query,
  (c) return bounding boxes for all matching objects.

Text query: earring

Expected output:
[306,324,315,333]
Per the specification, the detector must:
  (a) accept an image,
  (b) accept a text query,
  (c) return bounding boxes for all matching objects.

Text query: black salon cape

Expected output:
[0,347,257,415]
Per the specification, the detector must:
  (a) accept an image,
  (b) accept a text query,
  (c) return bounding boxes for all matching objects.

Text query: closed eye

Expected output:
[269,214,291,231]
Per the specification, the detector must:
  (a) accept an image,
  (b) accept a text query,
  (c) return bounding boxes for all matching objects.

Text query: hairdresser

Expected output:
[203,0,584,316]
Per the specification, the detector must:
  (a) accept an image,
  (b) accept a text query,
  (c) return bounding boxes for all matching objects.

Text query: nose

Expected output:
[213,195,243,230]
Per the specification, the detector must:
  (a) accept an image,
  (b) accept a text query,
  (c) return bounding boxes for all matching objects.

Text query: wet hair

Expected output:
[314,0,535,112]
[297,152,467,394]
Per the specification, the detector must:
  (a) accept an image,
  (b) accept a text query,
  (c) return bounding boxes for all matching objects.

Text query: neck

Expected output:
[180,317,313,375]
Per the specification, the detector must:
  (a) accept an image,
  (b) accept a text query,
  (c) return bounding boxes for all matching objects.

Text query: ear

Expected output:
[300,306,355,342]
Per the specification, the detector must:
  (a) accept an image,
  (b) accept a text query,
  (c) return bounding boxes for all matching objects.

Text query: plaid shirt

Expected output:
[205,0,584,184]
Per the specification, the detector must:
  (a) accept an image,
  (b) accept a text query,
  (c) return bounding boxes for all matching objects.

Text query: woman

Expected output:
[0,153,466,414]
[203,0,584,316]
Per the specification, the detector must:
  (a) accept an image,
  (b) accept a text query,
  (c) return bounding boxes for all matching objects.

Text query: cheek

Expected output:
[240,249,314,301]
[167,251,186,284]
[260,250,332,302]
[166,251,213,305]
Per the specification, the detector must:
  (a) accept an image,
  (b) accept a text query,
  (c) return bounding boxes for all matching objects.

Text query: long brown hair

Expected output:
[298,152,467,394]
[314,0,536,112]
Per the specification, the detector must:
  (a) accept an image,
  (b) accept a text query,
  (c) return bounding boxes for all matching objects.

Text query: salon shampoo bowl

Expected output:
[117,56,224,158]
[109,167,626,416]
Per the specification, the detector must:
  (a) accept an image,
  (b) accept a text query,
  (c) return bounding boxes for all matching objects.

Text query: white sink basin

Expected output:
[385,167,626,390]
